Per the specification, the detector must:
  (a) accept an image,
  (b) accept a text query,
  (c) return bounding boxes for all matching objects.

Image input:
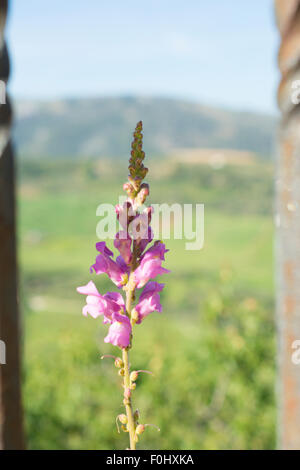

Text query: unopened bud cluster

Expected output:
[127,120,148,194]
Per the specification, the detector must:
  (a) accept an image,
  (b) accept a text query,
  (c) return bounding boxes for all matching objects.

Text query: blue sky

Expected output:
[7,0,279,114]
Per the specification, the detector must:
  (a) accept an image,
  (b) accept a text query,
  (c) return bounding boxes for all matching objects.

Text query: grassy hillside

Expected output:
[14,96,277,158]
[19,157,276,449]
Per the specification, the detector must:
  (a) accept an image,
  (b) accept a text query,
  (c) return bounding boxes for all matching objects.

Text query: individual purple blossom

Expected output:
[90,241,129,288]
[134,281,164,324]
[115,200,136,230]
[143,240,168,261]
[103,291,126,314]
[114,230,132,265]
[104,312,132,348]
[95,241,114,257]
[76,281,125,319]
[129,207,153,247]
[133,241,170,288]
[134,258,169,289]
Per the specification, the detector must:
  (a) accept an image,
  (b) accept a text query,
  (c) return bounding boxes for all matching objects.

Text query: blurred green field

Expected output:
[19,157,276,449]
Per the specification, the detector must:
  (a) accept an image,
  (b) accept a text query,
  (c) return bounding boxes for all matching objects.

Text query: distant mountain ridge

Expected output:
[13,96,277,159]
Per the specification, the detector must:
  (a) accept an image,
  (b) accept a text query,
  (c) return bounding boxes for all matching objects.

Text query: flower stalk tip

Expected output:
[128,121,148,193]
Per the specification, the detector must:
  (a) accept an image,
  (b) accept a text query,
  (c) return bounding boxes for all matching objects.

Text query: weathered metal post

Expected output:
[275,0,300,450]
[0,0,25,449]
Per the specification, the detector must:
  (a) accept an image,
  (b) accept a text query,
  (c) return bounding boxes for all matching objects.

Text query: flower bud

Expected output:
[118,368,125,376]
[115,357,124,368]
[128,176,139,191]
[131,308,139,324]
[123,182,132,192]
[118,414,128,425]
[136,424,145,435]
[129,165,135,177]
[124,387,131,399]
[141,167,148,179]
[130,383,136,390]
[134,409,140,421]
[136,183,149,205]
[140,183,149,194]
[123,182,136,198]
[130,371,139,382]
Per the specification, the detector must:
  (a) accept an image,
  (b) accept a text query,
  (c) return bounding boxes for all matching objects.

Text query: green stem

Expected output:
[122,347,136,450]
[123,280,136,450]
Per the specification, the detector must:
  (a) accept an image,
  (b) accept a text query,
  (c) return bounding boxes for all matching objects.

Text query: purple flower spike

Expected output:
[77,122,170,450]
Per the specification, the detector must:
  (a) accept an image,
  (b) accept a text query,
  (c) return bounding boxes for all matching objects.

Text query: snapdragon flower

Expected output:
[133,241,170,288]
[77,121,169,449]
[133,281,164,324]
[90,241,129,288]
[104,312,132,349]
[114,230,132,265]
[77,281,125,319]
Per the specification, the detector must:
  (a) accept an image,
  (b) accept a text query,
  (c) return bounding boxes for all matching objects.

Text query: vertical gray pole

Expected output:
[275,0,300,450]
[0,0,25,449]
